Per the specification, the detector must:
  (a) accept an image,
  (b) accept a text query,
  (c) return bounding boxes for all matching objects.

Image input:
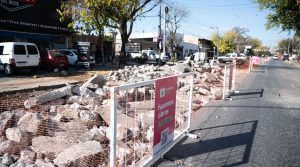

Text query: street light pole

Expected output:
[163,6,168,62]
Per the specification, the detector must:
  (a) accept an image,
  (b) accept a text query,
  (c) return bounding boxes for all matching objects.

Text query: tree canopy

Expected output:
[58,0,160,57]
[254,0,300,35]
[212,27,264,54]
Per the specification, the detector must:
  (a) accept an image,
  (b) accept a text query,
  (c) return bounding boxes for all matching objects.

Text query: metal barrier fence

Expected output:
[109,73,194,167]
[223,64,236,99]
[248,56,269,72]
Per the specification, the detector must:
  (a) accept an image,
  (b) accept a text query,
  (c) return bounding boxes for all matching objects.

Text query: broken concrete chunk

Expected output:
[95,88,106,96]
[1,153,14,166]
[86,83,100,91]
[31,136,73,158]
[53,141,103,167]
[80,87,99,97]
[203,72,218,83]
[20,150,36,163]
[35,159,55,167]
[5,128,30,147]
[54,121,89,143]
[0,112,15,137]
[80,74,106,91]
[0,140,22,155]
[17,113,44,135]
[116,143,134,166]
[171,63,191,74]
[89,126,107,142]
[24,85,73,109]
[79,110,100,127]
[56,107,79,120]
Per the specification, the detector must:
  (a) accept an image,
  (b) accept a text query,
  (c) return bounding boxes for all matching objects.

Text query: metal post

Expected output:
[109,87,117,167]
[248,57,251,73]
[163,6,168,61]
[233,64,236,91]
[187,75,194,129]
[223,66,227,99]
[158,0,162,65]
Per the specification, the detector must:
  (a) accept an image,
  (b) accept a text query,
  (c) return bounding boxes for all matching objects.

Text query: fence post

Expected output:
[223,66,227,99]
[232,64,236,91]
[248,57,252,73]
[187,74,194,129]
[109,87,117,167]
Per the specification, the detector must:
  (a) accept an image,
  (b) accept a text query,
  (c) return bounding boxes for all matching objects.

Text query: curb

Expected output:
[0,81,81,95]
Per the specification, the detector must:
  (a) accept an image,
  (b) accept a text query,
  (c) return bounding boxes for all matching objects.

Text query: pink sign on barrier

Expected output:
[153,76,177,156]
[252,56,260,65]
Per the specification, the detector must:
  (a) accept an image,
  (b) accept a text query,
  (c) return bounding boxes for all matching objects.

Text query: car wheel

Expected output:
[4,64,13,76]
[218,59,224,63]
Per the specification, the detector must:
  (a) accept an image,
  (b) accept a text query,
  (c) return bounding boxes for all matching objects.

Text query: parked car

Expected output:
[40,50,69,71]
[130,52,148,63]
[217,53,247,64]
[272,55,279,60]
[58,49,95,68]
[141,50,170,63]
[0,42,40,75]
[192,51,207,62]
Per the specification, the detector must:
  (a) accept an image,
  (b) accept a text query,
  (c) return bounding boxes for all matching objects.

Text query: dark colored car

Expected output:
[40,50,69,71]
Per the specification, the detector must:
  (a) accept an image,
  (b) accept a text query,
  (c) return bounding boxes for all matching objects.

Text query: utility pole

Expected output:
[158,0,162,65]
[163,6,168,60]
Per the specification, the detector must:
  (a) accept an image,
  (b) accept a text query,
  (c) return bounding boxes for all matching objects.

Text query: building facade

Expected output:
[116,32,213,60]
[0,0,69,50]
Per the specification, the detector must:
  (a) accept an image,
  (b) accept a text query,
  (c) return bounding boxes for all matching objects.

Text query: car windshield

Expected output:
[49,51,64,57]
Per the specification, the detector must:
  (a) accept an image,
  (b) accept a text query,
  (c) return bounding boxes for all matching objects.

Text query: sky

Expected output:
[132,0,293,48]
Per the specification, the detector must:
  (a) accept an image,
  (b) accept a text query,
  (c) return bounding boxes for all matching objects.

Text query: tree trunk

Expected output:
[101,40,105,65]
[98,30,105,65]
[119,20,129,65]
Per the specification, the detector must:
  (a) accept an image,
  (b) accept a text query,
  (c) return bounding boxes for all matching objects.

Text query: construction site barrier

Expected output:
[249,56,269,72]
[109,73,194,167]
[223,64,236,99]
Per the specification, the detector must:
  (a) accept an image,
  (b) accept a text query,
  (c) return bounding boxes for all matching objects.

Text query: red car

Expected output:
[40,50,69,71]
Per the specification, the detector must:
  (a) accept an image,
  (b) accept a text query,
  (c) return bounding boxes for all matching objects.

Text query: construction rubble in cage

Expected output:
[0,60,225,167]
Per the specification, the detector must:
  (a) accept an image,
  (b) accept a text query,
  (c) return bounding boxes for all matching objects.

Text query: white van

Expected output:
[0,42,40,75]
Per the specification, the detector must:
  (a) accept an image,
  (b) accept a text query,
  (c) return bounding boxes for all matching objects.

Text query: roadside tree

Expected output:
[254,0,300,36]
[58,0,160,62]
[166,2,187,62]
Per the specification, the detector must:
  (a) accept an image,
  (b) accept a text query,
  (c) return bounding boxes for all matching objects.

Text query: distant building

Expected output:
[0,0,69,50]
[115,32,212,59]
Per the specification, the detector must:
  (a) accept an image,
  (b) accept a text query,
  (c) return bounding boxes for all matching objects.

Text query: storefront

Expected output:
[0,0,69,50]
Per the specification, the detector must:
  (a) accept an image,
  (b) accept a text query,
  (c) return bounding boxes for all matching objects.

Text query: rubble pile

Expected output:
[0,62,224,167]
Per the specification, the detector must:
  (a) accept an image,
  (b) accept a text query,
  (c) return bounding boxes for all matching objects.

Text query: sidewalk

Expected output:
[0,63,118,93]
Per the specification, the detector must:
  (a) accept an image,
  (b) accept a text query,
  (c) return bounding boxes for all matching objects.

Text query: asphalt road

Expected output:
[153,59,300,167]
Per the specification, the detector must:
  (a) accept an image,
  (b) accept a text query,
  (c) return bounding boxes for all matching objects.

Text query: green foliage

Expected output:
[212,27,264,54]
[211,30,237,54]
[277,36,300,54]
[254,0,300,35]
[58,0,159,54]
[246,37,262,50]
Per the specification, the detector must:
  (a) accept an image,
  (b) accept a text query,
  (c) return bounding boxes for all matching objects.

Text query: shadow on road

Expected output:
[261,64,299,70]
[229,89,264,100]
[153,120,258,167]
